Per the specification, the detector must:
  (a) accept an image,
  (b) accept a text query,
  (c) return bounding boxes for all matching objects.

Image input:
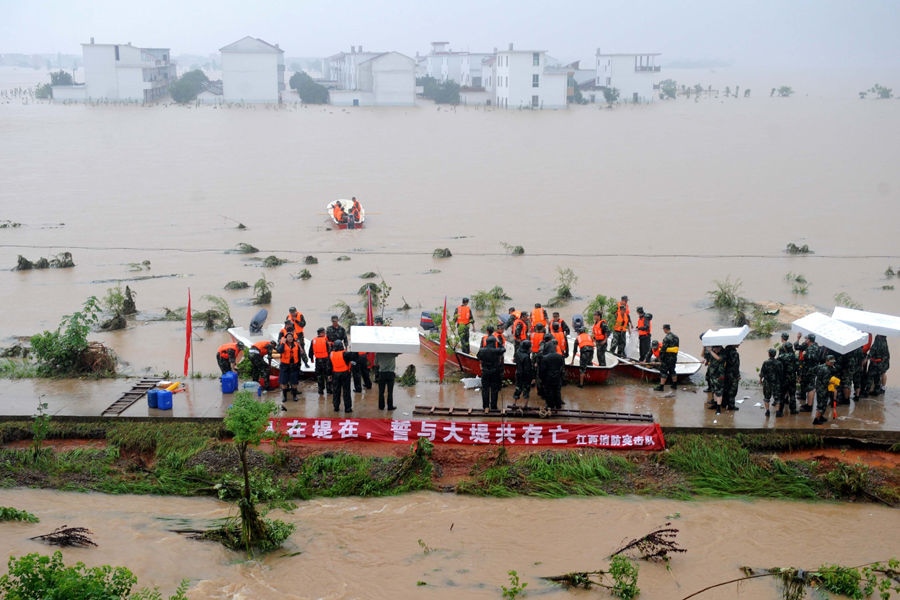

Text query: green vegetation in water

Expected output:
[253,276,273,305]
[543,555,640,599]
[500,242,525,255]
[234,243,259,254]
[0,551,189,599]
[885,266,895,279]
[584,294,618,321]
[296,269,312,280]
[777,86,794,97]
[397,365,417,387]
[861,83,894,100]
[199,295,234,329]
[883,285,895,291]
[29,296,116,377]
[304,255,318,264]
[0,220,22,228]
[834,292,863,310]
[224,280,249,290]
[547,267,578,307]
[332,300,359,329]
[432,248,452,258]
[261,255,287,268]
[169,68,208,104]
[0,507,39,523]
[785,242,810,254]
[359,271,377,279]
[15,252,75,271]
[336,255,351,261]
[501,570,527,599]
[470,286,510,326]
[708,276,746,310]
[785,272,809,295]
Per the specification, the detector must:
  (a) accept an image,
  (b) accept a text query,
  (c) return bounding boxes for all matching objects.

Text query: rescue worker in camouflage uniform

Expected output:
[759,348,782,418]
[776,341,799,416]
[812,355,837,425]
[837,347,862,404]
[653,324,679,391]
[796,332,822,412]
[707,345,727,414]
[862,334,890,396]
[722,345,741,410]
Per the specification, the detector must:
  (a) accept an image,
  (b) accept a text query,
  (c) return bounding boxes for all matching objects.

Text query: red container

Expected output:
[265,375,279,390]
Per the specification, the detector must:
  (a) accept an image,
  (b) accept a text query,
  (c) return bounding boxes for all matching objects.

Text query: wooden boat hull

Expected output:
[613,353,701,383]
[419,332,614,384]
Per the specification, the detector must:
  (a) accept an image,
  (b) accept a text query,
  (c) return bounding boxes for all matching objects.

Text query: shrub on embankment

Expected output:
[0,422,895,505]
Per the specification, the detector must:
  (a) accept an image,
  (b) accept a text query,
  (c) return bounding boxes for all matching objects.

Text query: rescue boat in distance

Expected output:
[326,199,366,229]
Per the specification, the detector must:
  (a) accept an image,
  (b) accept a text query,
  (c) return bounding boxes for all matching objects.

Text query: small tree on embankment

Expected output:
[203,392,295,554]
[29,296,116,376]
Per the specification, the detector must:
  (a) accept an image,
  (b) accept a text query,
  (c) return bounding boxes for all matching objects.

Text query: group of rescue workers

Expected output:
[215,306,398,414]
[754,331,891,425]
[454,296,682,412]
[330,197,363,225]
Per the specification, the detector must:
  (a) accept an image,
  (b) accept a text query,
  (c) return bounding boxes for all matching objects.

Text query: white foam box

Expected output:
[832,306,900,337]
[349,326,420,353]
[791,312,868,353]
[700,325,750,346]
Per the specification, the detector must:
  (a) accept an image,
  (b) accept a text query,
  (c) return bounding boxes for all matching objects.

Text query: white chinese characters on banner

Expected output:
[269,418,664,450]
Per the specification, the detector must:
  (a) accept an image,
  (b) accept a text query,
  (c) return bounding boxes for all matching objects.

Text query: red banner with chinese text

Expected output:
[267,418,664,450]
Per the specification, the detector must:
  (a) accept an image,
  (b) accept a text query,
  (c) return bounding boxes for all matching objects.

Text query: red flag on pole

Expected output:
[183,288,192,376]
[438,296,448,383]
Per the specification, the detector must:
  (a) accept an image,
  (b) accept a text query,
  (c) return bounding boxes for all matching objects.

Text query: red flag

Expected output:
[183,288,192,376]
[438,296,448,383]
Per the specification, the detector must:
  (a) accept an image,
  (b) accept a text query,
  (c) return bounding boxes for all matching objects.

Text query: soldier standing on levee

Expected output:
[813,355,838,425]
[796,332,822,412]
[708,345,727,415]
[776,341,799,416]
[653,324,679,391]
[722,345,741,410]
[760,348,782,418]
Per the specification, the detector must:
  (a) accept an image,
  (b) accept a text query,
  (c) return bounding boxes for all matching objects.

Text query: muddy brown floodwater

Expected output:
[0,488,897,599]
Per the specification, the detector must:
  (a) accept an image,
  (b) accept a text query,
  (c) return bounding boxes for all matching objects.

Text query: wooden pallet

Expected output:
[101,378,163,417]
[413,405,654,422]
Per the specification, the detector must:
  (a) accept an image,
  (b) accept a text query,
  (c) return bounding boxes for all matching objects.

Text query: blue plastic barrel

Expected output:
[147,388,159,409]
[221,371,237,394]
[157,390,173,410]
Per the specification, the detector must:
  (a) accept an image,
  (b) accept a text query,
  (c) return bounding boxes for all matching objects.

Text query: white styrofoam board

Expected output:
[791,312,868,353]
[349,325,420,353]
[700,325,750,346]
[831,306,900,337]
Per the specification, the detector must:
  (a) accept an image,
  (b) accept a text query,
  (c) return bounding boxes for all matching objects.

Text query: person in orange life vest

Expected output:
[287,307,309,364]
[308,327,332,396]
[571,327,594,388]
[480,325,506,348]
[511,311,528,353]
[531,303,548,332]
[216,341,244,374]
[550,312,571,337]
[278,320,294,343]
[636,307,652,362]
[506,307,521,329]
[348,197,362,222]
[248,340,275,388]
[550,321,568,358]
[330,340,362,413]
[610,295,632,358]
[332,201,347,224]
[453,297,474,347]
[276,331,302,406]
[648,341,661,363]
[592,310,610,366]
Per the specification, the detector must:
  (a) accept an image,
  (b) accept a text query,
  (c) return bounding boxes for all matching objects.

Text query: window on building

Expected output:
[606,77,611,86]
[532,74,539,88]
[532,95,539,107]
[114,45,119,61]
[505,76,508,87]
[532,53,540,66]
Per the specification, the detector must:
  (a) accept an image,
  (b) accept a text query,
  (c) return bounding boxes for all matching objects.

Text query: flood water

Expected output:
[0,488,896,599]
[0,66,898,405]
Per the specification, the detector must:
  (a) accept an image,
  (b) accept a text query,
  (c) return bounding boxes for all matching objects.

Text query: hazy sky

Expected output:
[3,0,900,68]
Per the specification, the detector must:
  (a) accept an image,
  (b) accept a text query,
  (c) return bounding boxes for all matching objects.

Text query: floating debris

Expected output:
[224,280,249,290]
[609,523,686,561]
[432,248,452,258]
[234,243,259,254]
[30,525,97,547]
[336,255,351,261]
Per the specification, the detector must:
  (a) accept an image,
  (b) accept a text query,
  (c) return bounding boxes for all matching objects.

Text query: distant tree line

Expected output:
[169,69,209,103]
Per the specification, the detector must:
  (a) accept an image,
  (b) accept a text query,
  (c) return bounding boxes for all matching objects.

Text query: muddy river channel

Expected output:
[0,488,896,599]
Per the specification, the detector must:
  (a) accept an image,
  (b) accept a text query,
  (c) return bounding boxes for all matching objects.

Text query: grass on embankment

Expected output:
[0,421,896,505]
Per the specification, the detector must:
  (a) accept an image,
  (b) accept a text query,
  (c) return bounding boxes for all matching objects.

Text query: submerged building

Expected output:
[492,44,568,109]
[220,36,285,103]
[324,46,416,106]
[593,51,661,103]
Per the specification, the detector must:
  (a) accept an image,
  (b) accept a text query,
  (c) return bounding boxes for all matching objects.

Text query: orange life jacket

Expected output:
[592,320,608,343]
[252,340,272,354]
[311,336,330,359]
[863,334,873,355]
[637,316,650,337]
[330,350,350,373]
[218,343,238,359]
[279,342,300,365]
[481,331,506,347]
[530,332,545,352]
[350,200,361,220]
[552,331,566,354]
[614,302,630,332]
[510,310,521,320]
[457,305,472,325]
[288,312,304,333]
[512,318,527,341]
[652,345,661,359]
[279,327,294,341]
[531,308,547,329]
[577,332,593,350]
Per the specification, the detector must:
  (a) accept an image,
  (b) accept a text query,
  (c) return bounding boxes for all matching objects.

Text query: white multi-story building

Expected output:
[53,39,175,102]
[326,47,416,106]
[421,41,492,88]
[220,36,285,103]
[493,45,568,109]
[595,51,661,103]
